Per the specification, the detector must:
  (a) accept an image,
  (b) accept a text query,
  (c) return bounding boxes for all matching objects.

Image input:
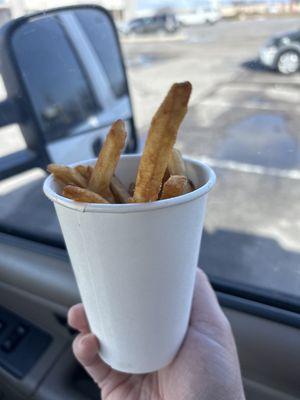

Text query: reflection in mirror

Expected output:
[11,7,135,164]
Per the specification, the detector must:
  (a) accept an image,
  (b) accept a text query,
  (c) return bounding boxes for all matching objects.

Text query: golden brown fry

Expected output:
[128,182,135,197]
[133,82,192,202]
[87,165,94,181]
[110,175,130,203]
[75,165,94,183]
[168,148,194,194]
[161,175,188,200]
[62,185,109,204]
[47,164,87,188]
[168,148,186,175]
[88,120,127,199]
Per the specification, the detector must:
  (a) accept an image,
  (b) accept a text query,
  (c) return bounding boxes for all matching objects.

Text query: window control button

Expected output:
[1,338,14,353]
[1,325,29,353]
[16,325,28,337]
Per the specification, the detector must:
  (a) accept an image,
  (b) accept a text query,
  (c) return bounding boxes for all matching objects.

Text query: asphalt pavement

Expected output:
[122,18,300,298]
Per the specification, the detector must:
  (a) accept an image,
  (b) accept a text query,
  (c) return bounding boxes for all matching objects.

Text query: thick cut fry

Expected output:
[168,148,193,193]
[133,82,192,202]
[110,175,130,203]
[168,148,186,175]
[161,175,188,200]
[88,120,127,199]
[75,165,93,183]
[62,185,109,204]
[47,164,87,188]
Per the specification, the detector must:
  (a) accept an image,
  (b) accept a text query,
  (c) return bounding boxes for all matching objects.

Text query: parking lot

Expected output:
[1,16,300,297]
[123,17,300,296]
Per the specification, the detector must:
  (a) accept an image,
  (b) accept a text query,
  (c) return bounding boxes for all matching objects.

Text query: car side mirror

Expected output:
[0,5,137,179]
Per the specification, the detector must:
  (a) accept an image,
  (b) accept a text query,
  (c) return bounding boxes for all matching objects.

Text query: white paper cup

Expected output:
[43,155,215,373]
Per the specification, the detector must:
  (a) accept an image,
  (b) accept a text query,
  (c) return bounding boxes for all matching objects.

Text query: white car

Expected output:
[177,7,221,26]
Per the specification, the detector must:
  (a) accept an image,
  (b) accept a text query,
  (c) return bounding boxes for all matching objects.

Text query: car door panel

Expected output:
[0,235,78,311]
[0,235,299,399]
[0,280,71,399]
[225,308,300,399]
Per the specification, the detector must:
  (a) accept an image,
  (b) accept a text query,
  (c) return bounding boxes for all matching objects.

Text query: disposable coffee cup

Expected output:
[43,154,216,373]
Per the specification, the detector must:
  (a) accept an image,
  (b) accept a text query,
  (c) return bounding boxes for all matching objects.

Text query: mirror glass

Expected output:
[11,7,134,163]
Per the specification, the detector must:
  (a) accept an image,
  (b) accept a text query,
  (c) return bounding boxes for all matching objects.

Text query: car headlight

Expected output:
[260,46,277,65]
[281,37,291,45]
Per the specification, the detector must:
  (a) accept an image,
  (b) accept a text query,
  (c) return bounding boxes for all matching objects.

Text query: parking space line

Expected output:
[200,99,300,112]
[192,155,300,180]
[121,34,187,44]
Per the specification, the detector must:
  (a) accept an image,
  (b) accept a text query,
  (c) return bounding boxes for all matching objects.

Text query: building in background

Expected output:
[3,0,300,22]
[7,0,135,20]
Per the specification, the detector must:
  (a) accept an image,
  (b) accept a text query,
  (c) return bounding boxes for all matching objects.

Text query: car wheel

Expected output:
[277,50,300,75]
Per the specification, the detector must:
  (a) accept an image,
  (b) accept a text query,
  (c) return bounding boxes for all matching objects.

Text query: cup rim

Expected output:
[43,154,216,213]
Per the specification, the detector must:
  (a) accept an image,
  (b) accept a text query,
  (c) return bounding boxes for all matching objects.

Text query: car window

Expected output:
[0,4,299,308]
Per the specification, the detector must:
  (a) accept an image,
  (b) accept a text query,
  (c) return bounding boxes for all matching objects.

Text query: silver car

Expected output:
[259,29,300,74]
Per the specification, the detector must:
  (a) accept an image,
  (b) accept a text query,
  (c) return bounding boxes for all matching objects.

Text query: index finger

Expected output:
[68,303,90,333]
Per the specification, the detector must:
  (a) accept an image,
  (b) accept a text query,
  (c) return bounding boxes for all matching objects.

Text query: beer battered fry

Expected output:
[110,175,130,203]
[161,175,188,200]
[62,185,109,204]
[168,148,186,176]
[88,120,127,197]
[47,164,87,188]
[133,82,192,202]
[75,165,94,183]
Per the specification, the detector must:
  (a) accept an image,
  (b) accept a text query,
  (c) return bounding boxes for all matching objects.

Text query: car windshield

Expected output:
[0,2,299,308]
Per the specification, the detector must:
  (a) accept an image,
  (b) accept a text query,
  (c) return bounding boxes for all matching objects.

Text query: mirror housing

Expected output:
[0,5,137,179]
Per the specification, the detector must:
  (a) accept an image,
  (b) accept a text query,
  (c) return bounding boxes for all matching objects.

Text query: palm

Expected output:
[101,327,235,400]
[69,270,245,400]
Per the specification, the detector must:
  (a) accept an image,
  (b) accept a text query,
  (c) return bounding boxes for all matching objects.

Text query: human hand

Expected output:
[68,269,245,400]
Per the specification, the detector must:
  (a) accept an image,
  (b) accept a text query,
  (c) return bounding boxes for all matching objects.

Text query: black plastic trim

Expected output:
[210,275,300,315]
[218,292,300,329]
[0,149,38,180]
